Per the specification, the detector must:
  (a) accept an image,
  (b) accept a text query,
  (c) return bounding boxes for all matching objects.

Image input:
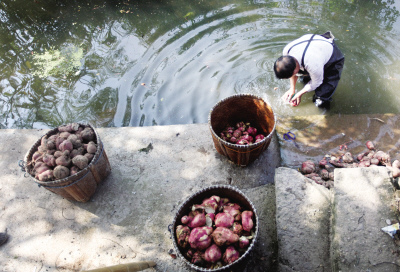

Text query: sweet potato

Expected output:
[84,153,94,162]
[239,236,250,249]
[37,170,54,182]
[70,166,80,176]
[222,246,239,264]
[176,225,191,248]
[202,197,218,214]
[81,127,95,141]
[187,213,206,228]
[72,155,88,169]
[70,147,85,159]
[366,140,375,150]
[53,165,70,180]
[215,212,234,228]
[188,226,213,250]
[231,222,243,236]
[68,134,82,149]
[56,156,72,167]
[87,141,97,154]
[212,227,239,247]
[301,160,316,174]
[59,140,73,152]
[223,204,241,221]
[242,211,254,232]
[43,154,56,167]
[204,244,222,263]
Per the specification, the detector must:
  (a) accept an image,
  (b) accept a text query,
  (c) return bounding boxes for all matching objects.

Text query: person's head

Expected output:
[274,56,298,79]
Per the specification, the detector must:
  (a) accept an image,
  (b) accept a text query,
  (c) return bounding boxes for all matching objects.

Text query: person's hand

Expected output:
[281,89,295,102]
[289,95,301,106]
[289,91,304,107]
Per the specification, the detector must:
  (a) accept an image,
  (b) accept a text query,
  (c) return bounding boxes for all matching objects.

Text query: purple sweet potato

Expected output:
[301,160,316,174]
[342,152,354,163]
[46,140,55,150]
[32,151,42,162]
[188,226,213,250]
[55,136,65,150]
[201,197,219,214]
[215,212,234,228]
[43,154,56,167]
[329,159,345,168]
[366,140,375,150]
[58,123,80,133]
[87,141,97,154]
[59,140,73,152]
[204,244,222,263]
[222,246,239,264]
[56,156,72,167]
[68,134,82,149]
[239,236,250,249]
[72,155,89,169]
[191,250,203,265]
[187,213,206,228]
[320,169,329,180]
[387,165,400,178]
[37,170,54,182]
[218,198,230,211]
[182,214,193,225]
[231,222,243,236]
[176,225,191,248]
[223,203,241,221]
[70,147,85,159]
[53,165,70,180]
[35,165,51,175]
[81,127,95,142]
[242,211,254,232]
[212,227,239,247]
[319,159,328,168]
[84,153,94,162]
[70,166,80,176]
[59,132,71,139]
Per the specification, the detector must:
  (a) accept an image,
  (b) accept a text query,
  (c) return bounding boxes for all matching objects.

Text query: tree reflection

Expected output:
[0,0,399,128]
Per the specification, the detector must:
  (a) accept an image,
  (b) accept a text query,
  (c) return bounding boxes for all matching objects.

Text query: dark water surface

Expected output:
[1,0,400,129]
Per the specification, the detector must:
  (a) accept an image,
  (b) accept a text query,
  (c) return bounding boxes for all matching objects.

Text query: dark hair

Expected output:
[274,56,296,79]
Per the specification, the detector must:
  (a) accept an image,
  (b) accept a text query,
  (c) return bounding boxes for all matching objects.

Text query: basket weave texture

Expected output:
[25,123,111,202]
[172,185,258,271]
[208,94,276,166]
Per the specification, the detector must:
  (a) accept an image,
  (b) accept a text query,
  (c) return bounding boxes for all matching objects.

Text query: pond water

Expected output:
[1,0,400,129]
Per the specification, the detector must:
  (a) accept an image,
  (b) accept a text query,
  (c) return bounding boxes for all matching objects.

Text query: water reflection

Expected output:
[0,0,399,129]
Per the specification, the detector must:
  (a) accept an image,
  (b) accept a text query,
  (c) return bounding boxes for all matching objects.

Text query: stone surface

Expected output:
[275,167,332,272]
[331,167,400,272]
[0,124,279,271]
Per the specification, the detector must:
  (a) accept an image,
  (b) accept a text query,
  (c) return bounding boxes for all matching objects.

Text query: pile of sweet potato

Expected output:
[176,195,255,269]
[219,121,266,145]
[300,140,398,189]
[28,123,97,182]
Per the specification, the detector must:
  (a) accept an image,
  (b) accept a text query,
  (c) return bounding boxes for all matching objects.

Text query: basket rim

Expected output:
[207,93,276,150]
[24,122,102,186]
[171,185,259,272]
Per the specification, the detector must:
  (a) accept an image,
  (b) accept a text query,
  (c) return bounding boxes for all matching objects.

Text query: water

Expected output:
[1,0,400,129]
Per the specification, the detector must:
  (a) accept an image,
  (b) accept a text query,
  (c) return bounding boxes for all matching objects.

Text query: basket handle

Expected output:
[18,160,30,178]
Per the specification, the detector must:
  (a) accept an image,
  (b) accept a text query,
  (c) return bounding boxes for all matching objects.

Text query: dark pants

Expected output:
[314,41,345,102]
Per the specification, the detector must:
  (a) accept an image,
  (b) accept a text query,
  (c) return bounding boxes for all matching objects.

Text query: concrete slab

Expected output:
[0,124,280,271]
[332,167,400,272]
[275,167,332,272]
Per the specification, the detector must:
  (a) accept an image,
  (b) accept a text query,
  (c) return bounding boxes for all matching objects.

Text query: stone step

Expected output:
[275,167,332,272]
[275,166,400,272]
[332,167,400,272]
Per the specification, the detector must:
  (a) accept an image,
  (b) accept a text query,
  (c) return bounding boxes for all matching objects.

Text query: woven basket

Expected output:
[24,123,111,202]
[208,94,276,166]
[172,185,258,271]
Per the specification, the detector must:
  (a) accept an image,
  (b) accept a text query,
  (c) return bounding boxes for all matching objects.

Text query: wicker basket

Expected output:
[24,123,111,202]
[172,185,259,271]
[208,94,276,166]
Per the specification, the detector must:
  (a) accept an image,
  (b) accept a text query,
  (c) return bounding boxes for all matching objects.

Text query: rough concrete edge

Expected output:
[275,167,333,272]
[329,167,395,272]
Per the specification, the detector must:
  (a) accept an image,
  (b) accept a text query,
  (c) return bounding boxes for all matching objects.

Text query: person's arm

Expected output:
[281,74,298,102]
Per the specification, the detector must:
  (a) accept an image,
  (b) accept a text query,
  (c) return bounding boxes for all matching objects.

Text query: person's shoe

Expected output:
[0,229,8,246]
